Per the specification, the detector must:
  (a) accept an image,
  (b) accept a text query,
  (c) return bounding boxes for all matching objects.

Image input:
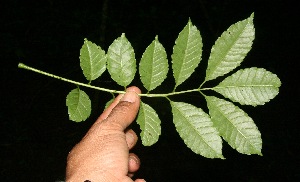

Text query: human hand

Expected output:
[66,86,145,182]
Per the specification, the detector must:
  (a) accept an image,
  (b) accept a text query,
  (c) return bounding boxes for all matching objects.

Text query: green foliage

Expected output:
[139,36,168,92]
[18,13,281,159]
[66,88,91,122]
[170,101,224,159]
[212,67,281,106]
[205,13,254,82]
[107,33,136,87]
[172,19,203,90]
[136,102,161,146]
[80,38,107,82]
[206,96,262,155]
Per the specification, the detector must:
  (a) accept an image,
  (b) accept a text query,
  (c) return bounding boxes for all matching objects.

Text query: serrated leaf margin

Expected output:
[213,67,281,106]
[170,101,224,159]
[136,101,161,146]
[66,88,91,122]
[205,13,255,82]
[206,96,262,155]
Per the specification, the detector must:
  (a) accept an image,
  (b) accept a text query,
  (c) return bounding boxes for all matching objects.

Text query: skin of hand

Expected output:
[66,86,145,182]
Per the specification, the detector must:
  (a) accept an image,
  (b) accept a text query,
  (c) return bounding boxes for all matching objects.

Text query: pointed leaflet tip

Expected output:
[213,67,281,106]
[170,101,224,159]
[172,19,203,89]
[206,96,262,155]
[80,39,106,81]
[139,35,168,91]
[107,34,136,87]
[205,14,255,82]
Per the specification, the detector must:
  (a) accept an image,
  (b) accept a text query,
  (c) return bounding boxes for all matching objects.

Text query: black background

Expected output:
[1,0,299,181]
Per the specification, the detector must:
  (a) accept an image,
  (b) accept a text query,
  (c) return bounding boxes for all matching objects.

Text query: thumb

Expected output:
[100,86,141,131]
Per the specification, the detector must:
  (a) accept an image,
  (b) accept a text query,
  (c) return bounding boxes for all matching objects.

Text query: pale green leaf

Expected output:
[206,96,262,155]
[172,19,203,89]
[213,67,281,106]
[170,101,224,159]
[107,33,136,87]
[66,88,91,122]
[139,36,168,91]
[136,102,161,146]
[205,13,255,82]
[80,38,106,81]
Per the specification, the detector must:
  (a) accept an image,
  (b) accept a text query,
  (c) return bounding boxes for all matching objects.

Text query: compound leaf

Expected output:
[213,67,281,106]
[170,101,224,159]
[172,19,203,89]
[80,38,106,81]
[206,96,262,155]
[139,36,168,91]
[66,88,91,122]
[205,13,255,82]
[107,33,136,87]
[136,101,161,146]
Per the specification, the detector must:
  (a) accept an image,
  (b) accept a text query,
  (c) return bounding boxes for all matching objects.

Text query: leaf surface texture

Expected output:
[206,96,262,155]
[80,39,106,81]
[66,88,91,122]
[205,13,254,81]
[139,36,168,91]
[107,33,136,87]
[213,67,281,106]
[136,102,161,146]
[170,101,224,159]
[172,20,202,89]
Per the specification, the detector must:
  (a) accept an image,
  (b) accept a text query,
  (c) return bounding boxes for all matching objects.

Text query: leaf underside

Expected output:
[206,96,262,155]
[80,38,106,81]
[213,67,281,106]
[170,101,224,159]
[172,19,203,89]
[107,33,136,87]
[205,13,255,82]
[66,88,91,122]
[136,102,161,146]
[139,36,169,91]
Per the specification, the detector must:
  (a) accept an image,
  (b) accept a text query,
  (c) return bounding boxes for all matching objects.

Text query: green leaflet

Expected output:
[205,13,255,82]
[80,38,106,81]
[66,88,91,122]
[136,102,161,146]
[213,67,281,106]
[107,33,136,87]
[170,101,224,159]
[172,19,202,90]
[139,36,168,91]
[206,96,262,155]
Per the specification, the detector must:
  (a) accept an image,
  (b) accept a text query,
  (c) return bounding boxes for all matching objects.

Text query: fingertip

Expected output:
[128,153,140,172]
[126,86,141,95]
[120,88,141,103]
[125,129,138,149]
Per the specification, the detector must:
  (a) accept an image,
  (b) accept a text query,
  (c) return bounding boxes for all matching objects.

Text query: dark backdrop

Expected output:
[1,0,299,181]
